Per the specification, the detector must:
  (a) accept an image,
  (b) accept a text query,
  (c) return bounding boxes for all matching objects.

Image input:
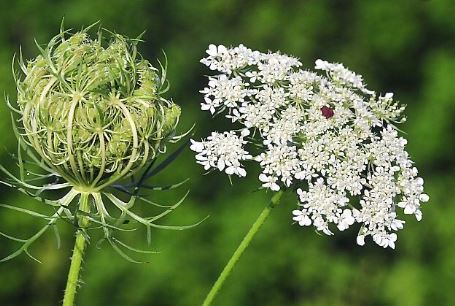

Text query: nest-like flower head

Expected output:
[192,44,429,249]
[15,27,180,189]
[0,27,196,263]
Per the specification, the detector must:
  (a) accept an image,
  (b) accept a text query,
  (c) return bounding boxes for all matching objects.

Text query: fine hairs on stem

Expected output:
[62,193,90,306]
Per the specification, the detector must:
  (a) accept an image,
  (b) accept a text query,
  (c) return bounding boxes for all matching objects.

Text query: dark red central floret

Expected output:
[321,106,334,119]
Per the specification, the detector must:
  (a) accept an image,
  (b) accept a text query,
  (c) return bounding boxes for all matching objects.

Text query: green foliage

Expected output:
[0,1,454,306]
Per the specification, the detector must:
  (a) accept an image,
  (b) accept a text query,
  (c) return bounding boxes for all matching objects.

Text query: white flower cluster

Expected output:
[192,44,429,249]
[190,131,252,177]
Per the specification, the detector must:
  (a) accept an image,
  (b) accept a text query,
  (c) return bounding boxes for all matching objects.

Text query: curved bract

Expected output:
[15,27,180,189]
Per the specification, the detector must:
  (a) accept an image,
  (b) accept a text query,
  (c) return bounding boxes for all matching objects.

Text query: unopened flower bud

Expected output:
[15,28,181,189]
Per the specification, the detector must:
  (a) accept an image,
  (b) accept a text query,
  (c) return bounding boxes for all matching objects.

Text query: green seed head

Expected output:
[14,28,180,189]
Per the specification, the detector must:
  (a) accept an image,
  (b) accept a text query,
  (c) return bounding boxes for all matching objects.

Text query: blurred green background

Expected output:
[0,0,454,305]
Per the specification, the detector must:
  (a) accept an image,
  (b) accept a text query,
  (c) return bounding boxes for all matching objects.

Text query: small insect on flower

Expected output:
[320,106,334,119]
[192,44,429,249]
[1,23,200,265]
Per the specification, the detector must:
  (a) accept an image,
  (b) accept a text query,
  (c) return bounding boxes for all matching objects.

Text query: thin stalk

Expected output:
[62,192,91,306]
[202,190,284,306]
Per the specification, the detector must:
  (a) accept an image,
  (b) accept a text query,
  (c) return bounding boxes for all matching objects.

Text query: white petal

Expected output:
[241,129,250,137]
[404,205,415,214]
[225,166,235,175]
[217,160,225,171]
[190,140,204,152]
[259,174,269,182]
[415,210,423,221]
[201,104,211,111]
[315,59,329,70]
[419,194,429,202]
[356,235,365,246]
[237,168,247,177]
[206,44,218,56]
[292,210,302,216]
[271,183,280,191]
[385,92,394,99]
[389,233,397,242]
[217,45,227,53]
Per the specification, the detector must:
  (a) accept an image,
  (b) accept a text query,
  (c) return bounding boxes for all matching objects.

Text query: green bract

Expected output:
[16,28,180,190]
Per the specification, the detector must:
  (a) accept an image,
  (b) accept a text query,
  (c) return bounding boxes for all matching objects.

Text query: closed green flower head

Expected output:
[15,27,180,190]
[1,24,198,272]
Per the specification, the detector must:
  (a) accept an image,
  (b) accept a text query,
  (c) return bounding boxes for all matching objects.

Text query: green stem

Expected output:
[62,192,91,306]
[202,190,284,306]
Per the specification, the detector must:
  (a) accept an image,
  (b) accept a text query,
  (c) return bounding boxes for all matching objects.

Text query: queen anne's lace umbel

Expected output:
[192,44,429,249]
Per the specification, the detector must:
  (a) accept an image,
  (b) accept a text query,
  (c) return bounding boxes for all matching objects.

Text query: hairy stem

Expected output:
[62,192,91,306]
[201,190,284,306]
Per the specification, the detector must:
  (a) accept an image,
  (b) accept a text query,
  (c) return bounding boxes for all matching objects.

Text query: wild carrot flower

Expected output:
[1,24,196,306]
[192,44,429,249]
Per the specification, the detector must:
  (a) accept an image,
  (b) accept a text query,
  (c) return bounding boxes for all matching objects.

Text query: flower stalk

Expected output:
[202,190,283,306]
[63,192,91,306]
